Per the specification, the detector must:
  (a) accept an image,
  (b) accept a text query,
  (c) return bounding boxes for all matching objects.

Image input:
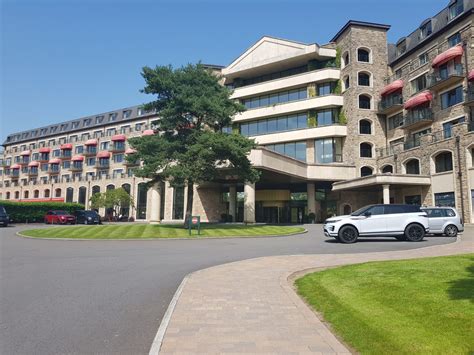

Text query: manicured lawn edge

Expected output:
[17,226,307,241]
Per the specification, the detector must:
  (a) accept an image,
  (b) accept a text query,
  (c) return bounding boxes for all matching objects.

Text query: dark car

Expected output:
[44,210,76,224]
[0,205,9,227]
[74,210,101,225]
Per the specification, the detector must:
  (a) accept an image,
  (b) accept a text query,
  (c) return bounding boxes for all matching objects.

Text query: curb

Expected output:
[148,273,191,355]
[15,228,308,241]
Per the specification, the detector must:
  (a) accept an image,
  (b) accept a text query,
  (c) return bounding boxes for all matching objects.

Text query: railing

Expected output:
[403,108,433,127]
[404,138,421,151]
[467,86,474,103]
[378,93,403,112]
[377,146,394,158]
[427,66,464,87]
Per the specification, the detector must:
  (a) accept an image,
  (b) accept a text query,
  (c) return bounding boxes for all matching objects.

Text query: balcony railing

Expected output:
[109,143,126,152]
[60,152,72,159]
[427,65,464,90]
[27,169,38,176]
[378,93,403,114]
[403,138,421,151]
[465,86,474,106]
[376,146,394,158]
[95,161,110,169]
[403,108,433,129]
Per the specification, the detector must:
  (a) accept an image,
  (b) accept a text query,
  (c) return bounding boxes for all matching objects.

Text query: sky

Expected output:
[1,0,448,143]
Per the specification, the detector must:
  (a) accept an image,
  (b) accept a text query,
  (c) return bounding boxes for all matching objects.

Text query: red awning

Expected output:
[49,158,61,164]
[468,69,474,81]
[85,139,98,146]
[404,91,433,110]
[28,161,40,167]
[380,79,404,97]
[142,129,154,136]
[125,148,137,154]
[39,147,51,153]
[20,150,31,156]
[96,151,111,158]
[71,155,84,161]
[60,143,73,150]
[432,45,464,67]
[11,164,21,169]
[111,134,126,141]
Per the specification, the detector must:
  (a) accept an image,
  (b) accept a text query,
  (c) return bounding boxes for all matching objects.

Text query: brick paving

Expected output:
[158,227,474,354]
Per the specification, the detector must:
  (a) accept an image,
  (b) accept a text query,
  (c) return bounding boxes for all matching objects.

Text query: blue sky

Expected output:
[1,0,447,142]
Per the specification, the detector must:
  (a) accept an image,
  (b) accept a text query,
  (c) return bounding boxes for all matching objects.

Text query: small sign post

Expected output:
[189,215,201,236]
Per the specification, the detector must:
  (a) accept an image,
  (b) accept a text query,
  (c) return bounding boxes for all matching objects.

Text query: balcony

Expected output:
[70,164,83,172]
[427,66,464,91]
[378,93,403,115]
[109,143,126,153]
[48,167,60,175]
[124,159,139,166]
[11,172,20,179]
[83,147,97,156]
[403,108,433,130]
[95,161,110,169]
[60,152,72,160]
[27,169,38,176]
[403,139,421,151]
[464,85,474,107]
[376,146,394,158]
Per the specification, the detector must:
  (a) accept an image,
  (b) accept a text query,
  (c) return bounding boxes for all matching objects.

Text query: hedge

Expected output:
[0,201,84,223]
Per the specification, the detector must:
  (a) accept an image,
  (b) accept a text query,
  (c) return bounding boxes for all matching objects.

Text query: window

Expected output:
[96,115,104,124]
[87,157,96,166]
[44,189,50,198]
[357,48,370,62]
[78,187,87,205]
[242,87,307,109]
[434,152,453,173]
[135,123,143,131]
[113,169,123,178]
[106,128,116,136]
[113,154,124,163]
[387,113,404,131]
[358,72,370,86]
[344,76,350,90]
[53,149,60,157]
[316,109,339,126]
[55,188,61,198]
[360,166,373,176]
[240,112,308,136]
[63,161,70,169]
[71,121,79,129]
[448,32,461,47]
[109,113,118,122]
[449,0,463,20]
[343,52,349,67]
[173,186,185,219]
[405,159,420,174]
[359,94,371,109]
[443,117,465,138]
[411,73,427,94]
[83,118,92,127]
[315,138,343,163]
[405,195,421,205]
[397,40,406,56]
[317,82,336,96]
[94,130,102,138]
[120,125,130,134]
[70,135,77,142]
[60,124,68,132]
[441,86,463,109]
[382,165,393,174]
[395,68,402,79]
[360,143,372,158]
[100,141,110,150]
[266,141,306,162]
[359,119,372,134]
[123,110,132,118]
[75,146,84,154]
[66,187,74,203]
[419,21,432,39]
[435,192,455,207]
[136,183,148,219]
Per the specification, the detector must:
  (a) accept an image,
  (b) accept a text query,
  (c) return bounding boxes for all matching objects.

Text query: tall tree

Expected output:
[128,63,260,225]
[90,188,134,219]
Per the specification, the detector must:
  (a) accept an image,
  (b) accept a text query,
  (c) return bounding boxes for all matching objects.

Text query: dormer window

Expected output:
[96,115,104,124]
[109,113,118,122]
[449,0,463,20]
[60,124,68,131]
[397,39,406,56]
[71,121,79,129]
[419,20,432,39]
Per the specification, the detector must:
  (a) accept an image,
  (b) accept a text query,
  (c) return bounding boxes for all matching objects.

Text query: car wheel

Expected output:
[444,224,458,238]
[338,225,358,244]
[404,223,425,242]
[395,235,406,241]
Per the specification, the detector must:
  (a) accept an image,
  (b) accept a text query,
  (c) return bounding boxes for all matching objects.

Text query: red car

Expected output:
[44,210,76,224]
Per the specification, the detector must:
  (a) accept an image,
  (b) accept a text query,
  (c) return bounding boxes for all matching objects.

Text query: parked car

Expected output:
[0,205,9,227]
[74,210,101,225]
[421,207,464,237]
[44,210,76,225]
[324,204,429,243]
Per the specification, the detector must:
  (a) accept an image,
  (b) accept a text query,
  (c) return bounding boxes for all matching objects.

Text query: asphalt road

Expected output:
[0,223,456,355]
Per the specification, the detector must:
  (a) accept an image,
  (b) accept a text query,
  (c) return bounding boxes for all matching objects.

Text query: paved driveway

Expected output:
[0,224,456,355]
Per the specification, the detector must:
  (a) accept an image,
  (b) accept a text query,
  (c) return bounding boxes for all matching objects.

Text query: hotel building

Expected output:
[1,0,473,224]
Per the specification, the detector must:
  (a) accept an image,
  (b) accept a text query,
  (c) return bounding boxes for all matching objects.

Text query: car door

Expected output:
[358,205,386,235]
[384,205,407,234]
[46,211,52,223]
[425,208,444,233]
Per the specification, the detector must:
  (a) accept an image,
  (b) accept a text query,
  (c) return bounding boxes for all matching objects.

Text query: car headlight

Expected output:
[328,219,341,223]
[87,217,92,220]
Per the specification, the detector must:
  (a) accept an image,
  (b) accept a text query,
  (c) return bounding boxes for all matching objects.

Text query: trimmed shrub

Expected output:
[0,201,84,223]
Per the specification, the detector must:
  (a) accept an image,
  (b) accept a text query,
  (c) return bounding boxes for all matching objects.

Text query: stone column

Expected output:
[149,183,162,224]
[244,182,256,224]
[229,185,237,222]
[307,182,316,222]
[382,184,390,204]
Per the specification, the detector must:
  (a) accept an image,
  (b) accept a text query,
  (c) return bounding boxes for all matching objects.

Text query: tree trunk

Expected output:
[184,181,194,228]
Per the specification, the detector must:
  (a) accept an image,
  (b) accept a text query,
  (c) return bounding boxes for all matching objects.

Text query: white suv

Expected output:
[324,204,429,243]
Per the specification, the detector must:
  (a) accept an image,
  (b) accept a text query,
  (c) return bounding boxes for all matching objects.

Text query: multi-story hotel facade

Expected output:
[1,0,474,224]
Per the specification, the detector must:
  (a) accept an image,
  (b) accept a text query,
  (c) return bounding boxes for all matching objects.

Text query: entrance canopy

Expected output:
[332,174,431,191]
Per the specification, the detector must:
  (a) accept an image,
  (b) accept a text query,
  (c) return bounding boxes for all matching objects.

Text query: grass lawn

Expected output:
[21,224,305,239]
[295,254,474,355]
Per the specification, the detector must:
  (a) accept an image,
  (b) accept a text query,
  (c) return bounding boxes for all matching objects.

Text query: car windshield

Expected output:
[84,211,97,217]
[0,206,6,216]
[350,205,374,216]
[55,211,68,215]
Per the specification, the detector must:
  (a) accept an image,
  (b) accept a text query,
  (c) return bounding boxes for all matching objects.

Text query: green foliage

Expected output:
[335,46,341,68]
[231,123,240,134]
[334,79,342,95]
[338,109,347,125]
[0,200,84,223]
[307,85,317,98]
[308,110,318,127]
[89,188,133,216]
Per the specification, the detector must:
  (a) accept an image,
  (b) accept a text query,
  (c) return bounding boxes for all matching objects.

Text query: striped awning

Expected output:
[71,155,84,161]
[39,147,51,153]
[125,148,137,154]
[96,151,111,159]
[85,139,98,146]
[380,79,404,97]
[432,45,463,67]
[112,134,126,141]
[60,143,73,150]
[49,158,61,164]
[404,91,433,110]
[468,69,474,81]
[142,129,155,136]
[11,164,21,169]
[28,161,40,167]
[20,150,31,156]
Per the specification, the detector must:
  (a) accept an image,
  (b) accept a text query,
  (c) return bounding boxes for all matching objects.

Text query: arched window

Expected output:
[382,165,393,174]
[121,184,131,218]
[78,186,87,205]
[6,192,10,199]
[357,48,370,62]
[24,190,29,199]
[358,72,371,86]
[66,187,74,203]
[106,184,115,191]
[342,51,350,67]
[55,188,61,197]
[136,182,148,220]
[92,185,100,195]
[14,191,20,199]
[34,190,39,198]
[44,189,50,198]
[359,94,372,109]
[359,119,372,134]
[434,152,453,173]
[360,143,373,158]
[361,166,373,177]
[343,204,352,215]
[405,159,420,175]
[344,76,350,90]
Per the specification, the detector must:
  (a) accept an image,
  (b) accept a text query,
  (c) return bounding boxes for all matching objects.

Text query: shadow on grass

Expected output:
[447,258,474,303]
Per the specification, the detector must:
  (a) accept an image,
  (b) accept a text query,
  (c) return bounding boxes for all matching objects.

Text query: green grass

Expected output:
[21,224,305,239]
[295,254,474,355]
